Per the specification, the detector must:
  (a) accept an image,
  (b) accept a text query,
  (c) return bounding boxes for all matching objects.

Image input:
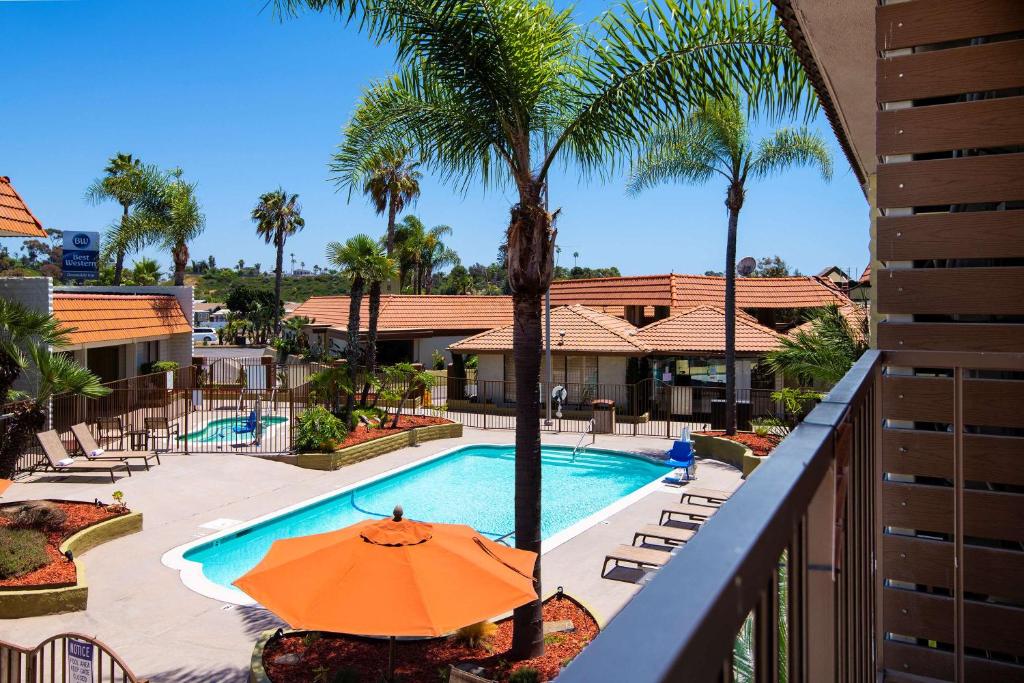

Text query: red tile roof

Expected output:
[636,306,784,354]
[550,273,852,312]
[0,177,47,238]
[790,302,868,343]
[291,295,514,334]
[450,305,648,355]
[858,265,871,284]
[53,294,191,345]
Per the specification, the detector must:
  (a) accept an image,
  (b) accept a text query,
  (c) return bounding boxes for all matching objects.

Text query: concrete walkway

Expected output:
[1,428,740,681]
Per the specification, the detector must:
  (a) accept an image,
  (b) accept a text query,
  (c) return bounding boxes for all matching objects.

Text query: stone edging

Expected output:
[692,433,762,478]
[249,592,599,683]
[295,422,463,471]
[0,511,143,619]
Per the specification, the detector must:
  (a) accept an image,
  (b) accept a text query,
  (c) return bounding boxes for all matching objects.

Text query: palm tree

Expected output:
[86,153,161,285]
[295,0,813,656]
[393,215,425,292]
[342,145,422,256]
[237,259,245,272]
[628,96,831,435]
[326,234,379,424]
[765,304,867,386]
[361,248,398,406]
[252,189,306,333]
[144,170,206,286]
[420,224,458,294]
[126,258,162,285]
[0,300,110,477]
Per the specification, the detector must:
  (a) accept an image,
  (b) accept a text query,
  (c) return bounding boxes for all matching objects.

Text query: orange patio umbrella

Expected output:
[234,506,538,680]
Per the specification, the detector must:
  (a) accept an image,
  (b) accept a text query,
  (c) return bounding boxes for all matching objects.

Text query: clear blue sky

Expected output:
[1,0,870,279]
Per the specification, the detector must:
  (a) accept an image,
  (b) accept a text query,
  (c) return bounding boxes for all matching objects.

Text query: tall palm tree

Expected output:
[628,96,831,435]
[393,215,425,292]
[361,248,398,406]
[86,153,161,285]
[326,234,379,424]
[342,145,422,256]
[292,0,813,656]
[252,189,306,333]
[420,224,457,294]
[144,170,206,286]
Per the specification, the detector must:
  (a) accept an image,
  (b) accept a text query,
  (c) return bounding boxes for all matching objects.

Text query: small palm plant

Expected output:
[765,304,868,386]
[628,96,832,435]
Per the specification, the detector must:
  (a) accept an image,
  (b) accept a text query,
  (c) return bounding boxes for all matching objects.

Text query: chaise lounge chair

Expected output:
[679,486,732,507]
[601,544,673,580]
[659,502,717,527]
[36,430,128,483]
[632,523,696,548]
[70,423,160,471]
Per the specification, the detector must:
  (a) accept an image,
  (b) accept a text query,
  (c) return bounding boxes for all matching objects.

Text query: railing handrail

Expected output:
[557,350,882,682]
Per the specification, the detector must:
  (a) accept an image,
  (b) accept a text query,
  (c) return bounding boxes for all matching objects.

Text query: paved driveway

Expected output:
[192,346,270,360]
[2,429,740,681]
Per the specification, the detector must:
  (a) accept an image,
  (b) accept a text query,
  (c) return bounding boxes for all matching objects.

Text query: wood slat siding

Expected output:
[881,376,952,422]
[883,535,1024,601]
[876,267,1024,315]
[885,588,1024,655]
[885,641,1024,682]
[882,431,1024,485]
[877,153,1024,208]
[877,322,1023,353]
[965,434,1024,486]
[877,0,1024,51]
[876,211,1024,261]
[883,483,1024,543]
[877,96,1024,156]
[964,378,1024,428]
[877,39,1024,102]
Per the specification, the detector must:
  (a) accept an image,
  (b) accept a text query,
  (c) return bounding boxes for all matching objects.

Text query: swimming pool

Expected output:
[165,444,671,602]
[178,415,288,443]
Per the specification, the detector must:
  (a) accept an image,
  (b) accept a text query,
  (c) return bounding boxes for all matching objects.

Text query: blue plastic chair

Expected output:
[232,410,258,435]
[665,440,695,480]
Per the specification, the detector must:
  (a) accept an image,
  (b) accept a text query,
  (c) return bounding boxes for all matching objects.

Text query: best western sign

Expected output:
[62,231,100,280]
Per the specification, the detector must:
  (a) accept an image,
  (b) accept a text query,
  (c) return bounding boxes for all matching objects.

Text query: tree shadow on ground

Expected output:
[237,604,286,637]
[145,664,250,682]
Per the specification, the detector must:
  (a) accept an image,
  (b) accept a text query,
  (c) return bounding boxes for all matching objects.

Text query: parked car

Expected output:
[193,327,217,343]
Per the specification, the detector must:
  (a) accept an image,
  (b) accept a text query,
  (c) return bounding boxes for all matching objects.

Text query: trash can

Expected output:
[710,400,753,431]
[592,399,616,434]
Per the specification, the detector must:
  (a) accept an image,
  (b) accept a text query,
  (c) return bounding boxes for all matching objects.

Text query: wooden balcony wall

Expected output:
[876,1,1024,681]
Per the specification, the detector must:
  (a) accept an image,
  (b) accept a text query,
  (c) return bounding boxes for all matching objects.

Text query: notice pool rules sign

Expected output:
[62,231,100,280]
[67,638,93,682]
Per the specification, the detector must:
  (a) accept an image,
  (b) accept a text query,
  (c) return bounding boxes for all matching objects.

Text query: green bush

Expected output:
[295,406,347,452]
[0,527,49,579]
[431,349,446,370]
[509,667,540,683]
[329,667,359,683]
[140,360,180,375]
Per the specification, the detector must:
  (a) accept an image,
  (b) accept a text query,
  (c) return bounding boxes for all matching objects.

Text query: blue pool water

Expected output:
[184,445,670,591]
[178,415,288,443]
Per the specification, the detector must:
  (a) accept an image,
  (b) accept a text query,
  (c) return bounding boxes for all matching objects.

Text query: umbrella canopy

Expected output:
[0,177,48,238]
[233,507,538,637]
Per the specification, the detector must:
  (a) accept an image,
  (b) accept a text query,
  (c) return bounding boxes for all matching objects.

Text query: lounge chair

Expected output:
[679,487,732,507]
[96,416,125,450]
[632,524,696,548]
[36,430,128,483]
[602,544,672,579]
[70,423,160,470]
[659,502,717,526]
[144,417,180,451]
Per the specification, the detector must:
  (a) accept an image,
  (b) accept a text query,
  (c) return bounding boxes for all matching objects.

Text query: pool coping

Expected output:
[161,442,672,606]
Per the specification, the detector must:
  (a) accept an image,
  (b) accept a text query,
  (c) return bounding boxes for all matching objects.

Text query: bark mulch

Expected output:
[0,501,126,589]
[264,596,598,682]
[335,415,453,450]
[697,431,782,457]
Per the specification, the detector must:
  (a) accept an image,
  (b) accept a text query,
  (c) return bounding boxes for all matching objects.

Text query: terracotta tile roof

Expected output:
[0,177,47,238]
[450,305,648,355]
[550,273,853,312]
[53,293,191,345]
[636,306,784,354]
[858,265,871,284]
[790,302,868,343]
[291,295,514,334]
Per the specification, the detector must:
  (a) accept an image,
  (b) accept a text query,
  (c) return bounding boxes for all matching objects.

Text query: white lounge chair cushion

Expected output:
[56,457,75,468]
[88,448,104,459]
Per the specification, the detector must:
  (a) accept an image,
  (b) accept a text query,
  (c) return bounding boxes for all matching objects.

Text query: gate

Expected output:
[0,633,143,683]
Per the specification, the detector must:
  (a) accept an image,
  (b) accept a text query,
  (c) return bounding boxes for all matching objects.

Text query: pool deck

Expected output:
[1,428,741,681]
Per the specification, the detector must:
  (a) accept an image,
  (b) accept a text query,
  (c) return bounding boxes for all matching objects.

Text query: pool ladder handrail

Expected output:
[571,419,596,462]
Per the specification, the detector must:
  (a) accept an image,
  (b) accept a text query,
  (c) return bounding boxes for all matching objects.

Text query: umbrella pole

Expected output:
[388,635,396,682]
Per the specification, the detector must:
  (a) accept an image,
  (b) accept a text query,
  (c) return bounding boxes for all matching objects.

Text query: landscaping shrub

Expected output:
[329,667,359,683]
[455,620,497,649]
[295,406,348,452]
[140,360,180,375]
[12,501,67,531]
[0,527,49,579]
[509,667,540,683]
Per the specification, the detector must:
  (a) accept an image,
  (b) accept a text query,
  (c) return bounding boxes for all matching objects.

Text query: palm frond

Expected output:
[749,126,833,181]
[26,345,111,403]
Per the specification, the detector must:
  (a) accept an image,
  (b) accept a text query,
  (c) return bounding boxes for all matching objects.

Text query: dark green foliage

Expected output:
[140,360,179,375]
[509,667,541,683]
[330,667,359,683]
[193,271,349,303]
[0,527,49,579]
[295,406,348,452]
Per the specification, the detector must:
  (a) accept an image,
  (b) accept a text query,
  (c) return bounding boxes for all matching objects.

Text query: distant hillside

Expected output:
[189,271,349,303]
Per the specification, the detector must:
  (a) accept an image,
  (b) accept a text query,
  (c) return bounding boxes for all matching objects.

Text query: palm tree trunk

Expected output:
[344,276,364,426]
[724,183,743,436]
[361,280,381,406]
[274,236,285,334]
[173,242,188,287]
[385,194,398,256]
[507,194,553,661]
[112,206,129,286]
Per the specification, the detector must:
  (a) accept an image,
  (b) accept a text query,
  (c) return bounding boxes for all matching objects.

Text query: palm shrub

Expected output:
[295,405,348,452]
[284,0,816,656]
[628,95,832,436]
[308,365,354,418]
[764,303,868,386]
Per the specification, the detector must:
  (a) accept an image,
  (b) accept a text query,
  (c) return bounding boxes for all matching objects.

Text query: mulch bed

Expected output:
[264,596,598,682]
[0,501,126,589]
[697,431,782,457]
[335,415,453,450]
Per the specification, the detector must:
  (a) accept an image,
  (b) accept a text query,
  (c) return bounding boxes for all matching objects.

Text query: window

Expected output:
[504,354,599,405]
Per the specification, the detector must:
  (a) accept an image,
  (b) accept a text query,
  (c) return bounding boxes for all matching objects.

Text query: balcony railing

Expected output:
[558,350,881,682]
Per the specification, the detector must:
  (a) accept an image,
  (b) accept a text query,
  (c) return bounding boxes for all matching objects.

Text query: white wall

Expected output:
[414,335,467,368]
[476,353,504,383]
[1,278,52,395]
